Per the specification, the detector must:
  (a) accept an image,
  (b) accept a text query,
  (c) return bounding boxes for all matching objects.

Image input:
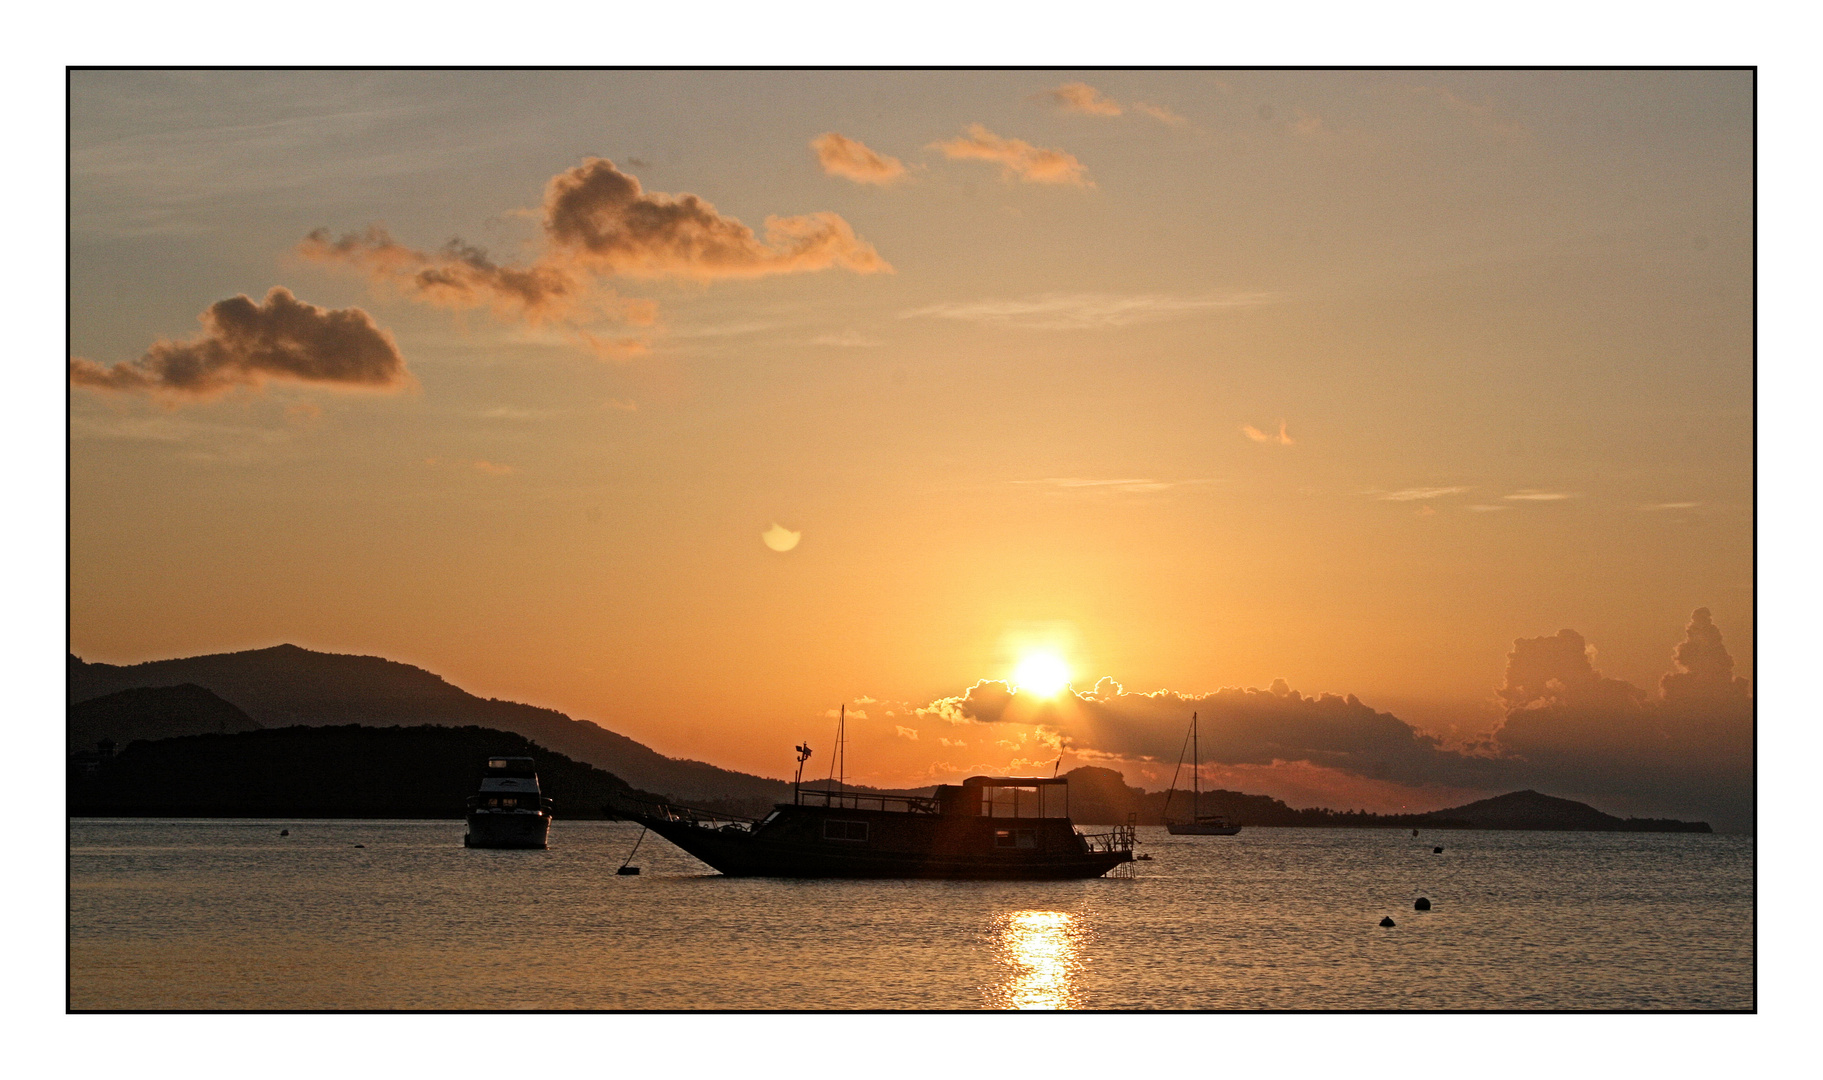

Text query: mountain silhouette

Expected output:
[69,683,262,752]
[68,723,657,818]
[68,645,791,802]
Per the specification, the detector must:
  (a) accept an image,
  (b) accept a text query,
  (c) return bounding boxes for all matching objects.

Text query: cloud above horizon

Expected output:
[302,157,889,342]
[1242,420,1295,446]
[902,291,1274,331]
[70,287,409,399]
[1045,82,1122,117]
[930,125,1091,186]
[907,609,1752,829]
[810,132,907,185]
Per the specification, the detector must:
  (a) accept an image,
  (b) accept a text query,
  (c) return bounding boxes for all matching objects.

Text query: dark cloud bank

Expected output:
[923,609,1753,831]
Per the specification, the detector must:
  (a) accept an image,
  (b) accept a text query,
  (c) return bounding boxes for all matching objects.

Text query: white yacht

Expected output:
[465,756,552,849]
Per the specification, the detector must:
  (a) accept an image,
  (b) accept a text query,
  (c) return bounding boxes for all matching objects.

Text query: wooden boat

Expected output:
[464,755,552,849]
[1164,712,1241,836]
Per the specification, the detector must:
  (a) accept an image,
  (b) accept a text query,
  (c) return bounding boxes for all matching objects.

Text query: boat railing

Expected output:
[794,787,941,814]
[1077,823,1136,854]
[608,794,759,832]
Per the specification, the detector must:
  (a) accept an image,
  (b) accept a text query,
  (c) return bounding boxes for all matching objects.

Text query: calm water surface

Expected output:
[69,819,1753,1010]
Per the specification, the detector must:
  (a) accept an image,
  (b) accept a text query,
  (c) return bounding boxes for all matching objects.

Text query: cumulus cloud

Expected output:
[894,726,919,740]
[1241,420,1294,445]
[302,157,888,339]
[910,609,1752,829]
[1489,611,1752,829]
[903,291,1273,330]
[919,676,1497,790]
[70,287,409,399]
[810,132,907,185]
[930,125,1091,186]
[1045,82,1122,116]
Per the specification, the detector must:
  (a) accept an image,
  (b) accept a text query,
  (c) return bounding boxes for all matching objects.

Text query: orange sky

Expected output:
[68,70,1753,824]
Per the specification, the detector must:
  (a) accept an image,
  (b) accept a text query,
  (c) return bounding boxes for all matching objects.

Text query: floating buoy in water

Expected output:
[1414,897,1432,911]
[279,829,289,837]
[1380,916,1396,927]
[616,866,641,876]
[354,844,365,848]
[1433,846,1444,854]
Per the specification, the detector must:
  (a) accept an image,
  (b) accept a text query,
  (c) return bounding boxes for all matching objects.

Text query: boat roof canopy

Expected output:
[962,775,1069,786]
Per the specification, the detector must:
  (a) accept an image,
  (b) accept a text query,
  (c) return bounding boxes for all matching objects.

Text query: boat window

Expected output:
[823,820,868,842]
[980,785,1041,818]
[994,829,1037,849]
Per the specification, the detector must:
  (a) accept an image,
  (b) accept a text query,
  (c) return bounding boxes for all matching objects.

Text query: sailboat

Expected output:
[1164,712,1241,836]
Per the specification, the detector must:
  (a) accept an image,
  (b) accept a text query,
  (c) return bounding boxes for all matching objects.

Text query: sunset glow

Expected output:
[67,69,1752,830]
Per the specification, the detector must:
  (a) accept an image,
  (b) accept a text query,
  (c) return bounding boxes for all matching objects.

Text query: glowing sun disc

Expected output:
[1013,653,1071,697]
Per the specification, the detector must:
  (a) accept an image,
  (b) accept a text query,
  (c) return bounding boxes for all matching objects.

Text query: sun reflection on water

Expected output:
[987,910,1083,1010]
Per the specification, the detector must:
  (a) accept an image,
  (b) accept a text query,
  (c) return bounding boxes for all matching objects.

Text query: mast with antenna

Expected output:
[1191,711,1200,820]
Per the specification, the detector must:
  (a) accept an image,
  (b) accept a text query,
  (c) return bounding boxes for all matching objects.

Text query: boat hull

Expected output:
[1166,822,1240,836]
[465,811,551,849]
[630,813,1131,880]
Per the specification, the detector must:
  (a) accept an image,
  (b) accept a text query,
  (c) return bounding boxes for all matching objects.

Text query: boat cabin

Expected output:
[472,756,545,809]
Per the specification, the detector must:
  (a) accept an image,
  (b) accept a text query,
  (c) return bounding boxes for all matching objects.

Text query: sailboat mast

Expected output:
[1191,711,1199,817]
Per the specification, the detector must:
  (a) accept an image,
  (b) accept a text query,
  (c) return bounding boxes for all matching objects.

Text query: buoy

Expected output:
[616,866,641,875]
[354,844,365,848]
[1380,916,1396,927]
[1414,897,1432,911]
[1411,829,1418,837]
[279,829,289,837]
[1433,846,1444,854]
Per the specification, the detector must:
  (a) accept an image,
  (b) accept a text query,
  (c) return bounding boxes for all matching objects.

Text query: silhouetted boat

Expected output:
[610,774,1135,879]
[1165,712,1241,836]
[465,755,552,849]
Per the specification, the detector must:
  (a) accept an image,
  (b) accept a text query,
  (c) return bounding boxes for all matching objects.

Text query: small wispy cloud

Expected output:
[1405,85,1529,143]
[1376,486,1470,502]
[810,132,908,185]
[1044,82,1122,117]
[810,330,882,348]
[1241,420,1294,445]
[1503,490,1577,502]
[894,726,919,740]
[929,125,1091,186]
[603,398,639,412]
[902,291,1275,331]
[1643,501,1701,511]
[1466,504,1511,512]
[1133,101,1187,125]
[472,460,515,475]
[1013,477,1212,495]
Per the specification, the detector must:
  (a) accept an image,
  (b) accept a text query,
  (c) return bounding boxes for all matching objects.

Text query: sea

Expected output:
[68,819,1753,1011]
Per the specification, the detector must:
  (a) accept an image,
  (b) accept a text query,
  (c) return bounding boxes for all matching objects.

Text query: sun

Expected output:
[1013,652,1071,697]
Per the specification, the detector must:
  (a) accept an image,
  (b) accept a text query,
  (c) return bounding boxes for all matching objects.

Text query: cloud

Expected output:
[543,157,890,278]
[894,726,919,740]
[1644,502,1701,511]
[810,132,907,185]
[1503,490,1577,501]
[902,291,1273,330]
[1241,420,1294,445]
[1044,82,1122,117]
[930,125,1091,186]
[1011,477,1211,494]
[1466,504,1510,512]
[809,330,882,348]
[1405,85,1530,143]
[1376,486,1469,501]
[302,157,888,339]
[919,677,1498,790]
[1133,102,1187,125]
[1489,611,1751,829]
[70,287,409,399]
